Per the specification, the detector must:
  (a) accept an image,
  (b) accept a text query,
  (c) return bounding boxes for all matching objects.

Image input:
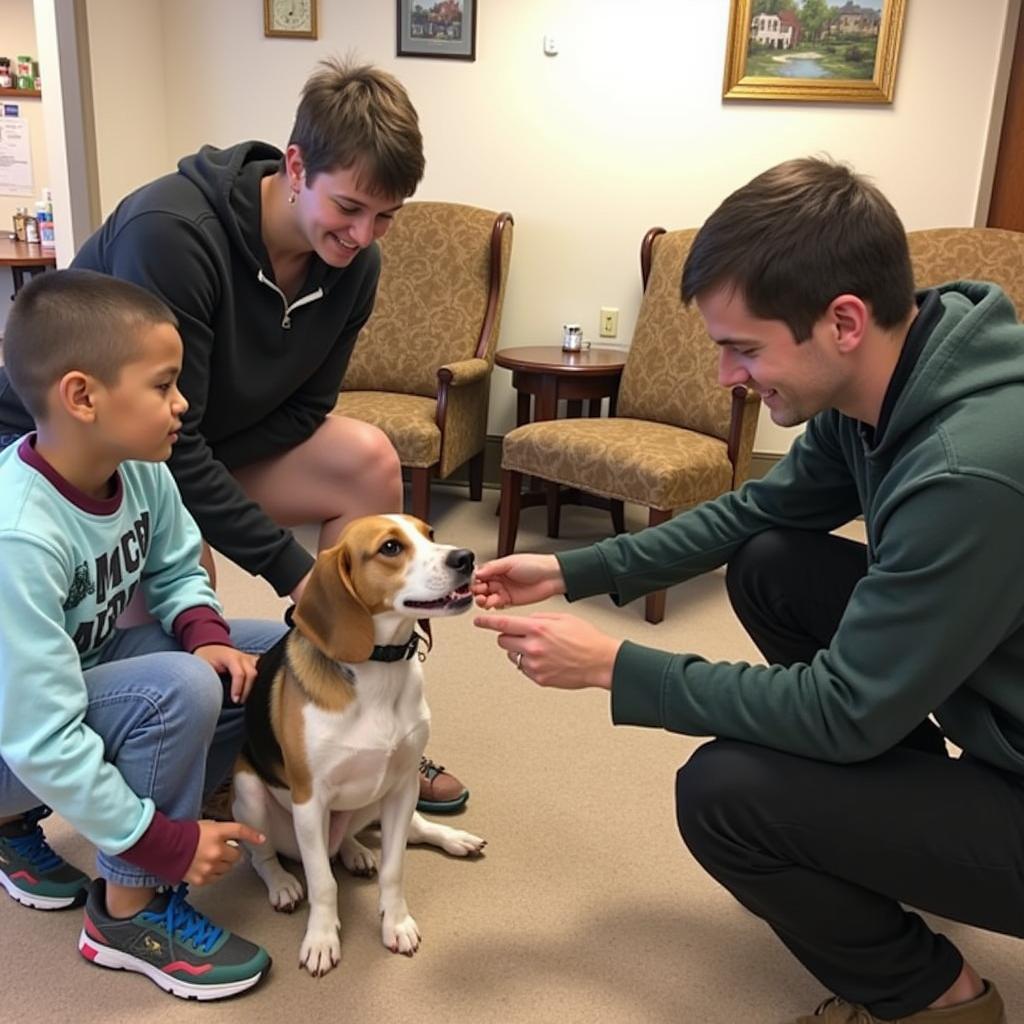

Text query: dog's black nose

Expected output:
[446,548,475,574]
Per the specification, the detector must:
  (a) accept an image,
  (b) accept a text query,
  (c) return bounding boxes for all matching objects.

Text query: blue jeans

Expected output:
[0,618,286,887]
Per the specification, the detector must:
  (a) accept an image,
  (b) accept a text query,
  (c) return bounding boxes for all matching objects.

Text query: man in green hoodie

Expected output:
[473,158,1020,1024]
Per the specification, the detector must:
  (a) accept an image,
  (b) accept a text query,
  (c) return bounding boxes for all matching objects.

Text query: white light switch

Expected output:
[543,35,558,56]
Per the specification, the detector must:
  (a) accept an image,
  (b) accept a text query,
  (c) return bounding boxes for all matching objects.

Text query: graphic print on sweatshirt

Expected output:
[69,511,150,655]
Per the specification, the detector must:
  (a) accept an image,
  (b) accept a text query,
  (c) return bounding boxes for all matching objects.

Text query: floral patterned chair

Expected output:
[334,201,514,521]
[907,227,1024,315]
[497,227,761,624]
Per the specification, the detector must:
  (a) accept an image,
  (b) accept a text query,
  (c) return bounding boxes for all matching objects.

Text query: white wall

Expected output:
[85,0,169,216]
[84,0,1015,454]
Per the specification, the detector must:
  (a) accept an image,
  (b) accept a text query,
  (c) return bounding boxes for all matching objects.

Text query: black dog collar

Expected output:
[284,605,430,663]
[369,631,424,663]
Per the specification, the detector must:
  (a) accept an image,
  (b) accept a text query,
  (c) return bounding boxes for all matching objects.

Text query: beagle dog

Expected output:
[232,514,485,977]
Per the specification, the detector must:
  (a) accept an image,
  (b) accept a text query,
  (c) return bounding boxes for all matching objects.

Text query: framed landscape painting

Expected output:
[723,0,906,103]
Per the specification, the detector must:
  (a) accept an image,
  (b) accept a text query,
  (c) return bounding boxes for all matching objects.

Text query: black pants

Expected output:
[674,528,1024,1019]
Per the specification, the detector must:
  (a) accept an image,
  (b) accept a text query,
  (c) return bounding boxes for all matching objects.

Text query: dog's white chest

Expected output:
[303,668,429,810]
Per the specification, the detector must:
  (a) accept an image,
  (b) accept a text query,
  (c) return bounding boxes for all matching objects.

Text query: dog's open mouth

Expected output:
[405,582,473,611]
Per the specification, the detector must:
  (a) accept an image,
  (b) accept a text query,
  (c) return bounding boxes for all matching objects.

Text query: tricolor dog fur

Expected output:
[231,514,485,976]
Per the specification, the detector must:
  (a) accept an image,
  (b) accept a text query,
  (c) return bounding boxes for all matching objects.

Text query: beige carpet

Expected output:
[2,489,1020,1023]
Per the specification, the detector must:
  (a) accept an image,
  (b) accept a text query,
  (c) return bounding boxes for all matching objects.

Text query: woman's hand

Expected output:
[473,611,621,690]
[471,554,566,609]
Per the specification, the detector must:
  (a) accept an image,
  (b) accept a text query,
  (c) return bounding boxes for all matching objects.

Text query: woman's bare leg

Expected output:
[231,416,403,549]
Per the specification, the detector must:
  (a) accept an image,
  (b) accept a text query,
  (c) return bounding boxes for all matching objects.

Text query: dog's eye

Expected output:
[379,539,403,557]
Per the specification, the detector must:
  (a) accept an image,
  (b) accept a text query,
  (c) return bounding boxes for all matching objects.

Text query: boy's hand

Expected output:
[471,554,566,609]
[194,645,258,703]
[185,820,264,886]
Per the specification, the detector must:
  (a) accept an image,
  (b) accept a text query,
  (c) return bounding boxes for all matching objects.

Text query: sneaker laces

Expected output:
[140,884,223,954]
[6,806,63,873]
[419,756,446,781]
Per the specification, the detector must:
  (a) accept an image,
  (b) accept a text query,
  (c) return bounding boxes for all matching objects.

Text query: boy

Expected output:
[0,269,285,1000]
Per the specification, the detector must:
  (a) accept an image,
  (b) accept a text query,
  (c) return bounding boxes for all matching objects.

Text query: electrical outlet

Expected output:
[599,307,619,338]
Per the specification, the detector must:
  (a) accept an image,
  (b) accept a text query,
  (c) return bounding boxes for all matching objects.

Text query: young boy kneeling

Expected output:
[0,270,285,1000]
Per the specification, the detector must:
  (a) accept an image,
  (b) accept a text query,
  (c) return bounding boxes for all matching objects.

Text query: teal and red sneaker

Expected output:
[0,806,90,910]
[79,879,271,1001]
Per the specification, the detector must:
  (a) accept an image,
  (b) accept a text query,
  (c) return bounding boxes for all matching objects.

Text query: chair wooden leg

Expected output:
[409,467,432,522]
[546,480,561,538]
[611,499,626,534]
[644,507,673,624]
[498,468,522,557]
[468,451,484,501]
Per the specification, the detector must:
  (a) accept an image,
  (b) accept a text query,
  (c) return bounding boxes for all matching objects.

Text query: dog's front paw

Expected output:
[381,910,420,956]
[256,860,305,912]
[340,837,377,877]
[267,870,305,912]
[437,827,487,857]
[300,920,342,977]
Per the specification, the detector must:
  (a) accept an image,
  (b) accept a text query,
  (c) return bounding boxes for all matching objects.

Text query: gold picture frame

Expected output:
[723,0,906,104]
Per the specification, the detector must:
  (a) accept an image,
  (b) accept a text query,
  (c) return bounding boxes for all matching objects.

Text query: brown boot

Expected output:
[416,756,469,813]
[791,982,1006,1024]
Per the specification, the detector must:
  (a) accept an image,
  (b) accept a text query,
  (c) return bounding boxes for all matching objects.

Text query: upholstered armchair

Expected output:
[334,202,514,521]
[907,227,1024,314]
[497,227,761,624]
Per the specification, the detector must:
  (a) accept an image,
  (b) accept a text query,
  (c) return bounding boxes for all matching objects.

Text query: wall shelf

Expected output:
[0,87,41,98]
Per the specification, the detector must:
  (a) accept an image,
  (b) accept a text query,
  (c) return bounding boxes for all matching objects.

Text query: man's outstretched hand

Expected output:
[471,554,566,609]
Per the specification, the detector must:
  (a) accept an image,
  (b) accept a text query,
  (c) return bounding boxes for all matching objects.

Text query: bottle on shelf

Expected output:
[24,210,39,244]
[36,200,54,249]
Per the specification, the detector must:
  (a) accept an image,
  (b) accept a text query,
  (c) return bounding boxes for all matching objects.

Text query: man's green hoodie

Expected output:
[558,282,1024,774]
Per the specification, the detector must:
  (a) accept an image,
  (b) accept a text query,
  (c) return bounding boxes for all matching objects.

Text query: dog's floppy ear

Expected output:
[292,542,375,663]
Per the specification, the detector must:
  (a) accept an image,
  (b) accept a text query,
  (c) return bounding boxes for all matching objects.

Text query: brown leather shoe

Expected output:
[791,982,1006,1024]
[416,756,469,813]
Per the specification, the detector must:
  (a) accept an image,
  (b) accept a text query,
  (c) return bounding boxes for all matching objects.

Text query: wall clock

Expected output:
[264,0,317,39]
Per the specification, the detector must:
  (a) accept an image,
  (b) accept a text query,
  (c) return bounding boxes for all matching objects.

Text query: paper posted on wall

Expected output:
[0,118,34,197]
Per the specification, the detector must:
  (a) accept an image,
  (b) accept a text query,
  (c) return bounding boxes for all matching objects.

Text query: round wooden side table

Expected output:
[495,345,627,425]
[494,345,628,537]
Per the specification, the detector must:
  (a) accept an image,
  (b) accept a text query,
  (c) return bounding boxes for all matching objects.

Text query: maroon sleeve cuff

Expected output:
[173,606,232,652]
[117,811,200,884]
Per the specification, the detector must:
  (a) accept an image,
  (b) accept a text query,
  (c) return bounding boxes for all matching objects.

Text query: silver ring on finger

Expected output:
[515,651,525,672]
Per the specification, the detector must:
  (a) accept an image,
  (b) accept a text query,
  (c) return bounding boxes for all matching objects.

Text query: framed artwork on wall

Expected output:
[397,0,477,61]
[723,0,906,103]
